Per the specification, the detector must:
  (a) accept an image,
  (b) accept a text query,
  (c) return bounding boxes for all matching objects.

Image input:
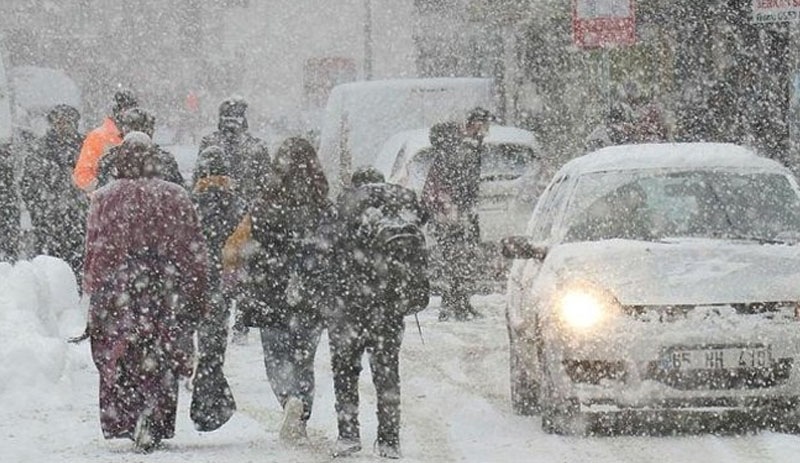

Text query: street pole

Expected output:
[364,0,373,80]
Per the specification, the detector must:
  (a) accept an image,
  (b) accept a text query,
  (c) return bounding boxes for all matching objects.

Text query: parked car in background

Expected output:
[318,77,495,198]
[503,143,800,435]
[374,125,546,243]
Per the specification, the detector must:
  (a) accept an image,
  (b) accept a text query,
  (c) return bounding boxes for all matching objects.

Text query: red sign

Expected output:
[572,0,636,49]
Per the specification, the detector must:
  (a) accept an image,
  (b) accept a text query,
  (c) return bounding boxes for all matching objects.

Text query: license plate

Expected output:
[661,345,774,370]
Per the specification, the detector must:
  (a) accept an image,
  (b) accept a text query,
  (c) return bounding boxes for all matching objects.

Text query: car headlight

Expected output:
[555,284,621,330]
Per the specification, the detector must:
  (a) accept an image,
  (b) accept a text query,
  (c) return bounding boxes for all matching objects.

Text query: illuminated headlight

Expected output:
[556,285,621,330]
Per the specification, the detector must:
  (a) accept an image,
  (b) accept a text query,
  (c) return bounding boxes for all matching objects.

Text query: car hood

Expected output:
[548,239,800,306]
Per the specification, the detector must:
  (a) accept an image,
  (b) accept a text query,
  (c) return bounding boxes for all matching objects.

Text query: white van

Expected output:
[317,77,495,197]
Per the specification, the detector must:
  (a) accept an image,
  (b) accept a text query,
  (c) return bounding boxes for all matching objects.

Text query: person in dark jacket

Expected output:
[83,131,209,453]
[327,167,429,459]
[422,118,483,321]
[188,145,246,431]
[0,143,19,261]
[195,97,271,200]
[20,105,88,278]
[96,107,184,189]
[237,136,331,443]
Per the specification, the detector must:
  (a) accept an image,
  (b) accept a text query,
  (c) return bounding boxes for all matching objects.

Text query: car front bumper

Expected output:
[541,311,800,410]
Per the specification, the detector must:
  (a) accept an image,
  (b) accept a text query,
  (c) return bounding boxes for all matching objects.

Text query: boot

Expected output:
[279,397,306,443]
[332,437,362,458]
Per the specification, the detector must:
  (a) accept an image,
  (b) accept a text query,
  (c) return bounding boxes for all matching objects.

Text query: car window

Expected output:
[529,174,571,242]
[481,144,536,181]
[562,169,800,243]
[390,145,408,178]
[406,147,437,190]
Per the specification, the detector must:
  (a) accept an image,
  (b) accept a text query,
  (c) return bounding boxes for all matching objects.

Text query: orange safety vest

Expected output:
[73,117,123,191]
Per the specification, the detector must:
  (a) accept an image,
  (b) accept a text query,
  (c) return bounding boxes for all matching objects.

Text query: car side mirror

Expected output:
[501,236,548,261]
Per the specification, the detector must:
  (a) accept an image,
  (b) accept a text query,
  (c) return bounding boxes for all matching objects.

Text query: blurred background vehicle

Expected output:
[317,77,495,197]
[375,124,548,287]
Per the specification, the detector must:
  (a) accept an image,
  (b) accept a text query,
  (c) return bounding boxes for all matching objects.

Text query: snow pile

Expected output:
[0,256,87,402]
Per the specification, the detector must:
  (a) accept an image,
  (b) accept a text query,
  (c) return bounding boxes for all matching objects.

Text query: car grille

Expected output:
[644,359,793,390]
[623,301,797,321]
[563,360,627,384]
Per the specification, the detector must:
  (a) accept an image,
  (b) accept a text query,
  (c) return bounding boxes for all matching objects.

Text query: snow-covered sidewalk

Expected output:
[2,258,800,462]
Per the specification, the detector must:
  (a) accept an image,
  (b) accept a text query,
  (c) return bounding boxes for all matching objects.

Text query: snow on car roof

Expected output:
[559,143,788,176]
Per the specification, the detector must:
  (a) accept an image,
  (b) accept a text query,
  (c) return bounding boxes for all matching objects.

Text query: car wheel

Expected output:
[539,347,588,435]
[509,333,540,416]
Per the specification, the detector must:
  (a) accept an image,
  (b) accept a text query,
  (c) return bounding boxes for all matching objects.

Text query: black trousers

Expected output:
[433,217,479,316]
[329,315,405,446]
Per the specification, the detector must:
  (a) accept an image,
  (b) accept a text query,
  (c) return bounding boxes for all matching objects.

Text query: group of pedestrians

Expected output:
[0,90,487,459]
[75,91,435,458]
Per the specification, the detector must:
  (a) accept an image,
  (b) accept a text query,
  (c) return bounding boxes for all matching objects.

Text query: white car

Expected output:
[503,143,800,434]
[374,125,546,243]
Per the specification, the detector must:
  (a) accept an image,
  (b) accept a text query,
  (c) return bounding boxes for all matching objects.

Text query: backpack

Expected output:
[343,183,430,316]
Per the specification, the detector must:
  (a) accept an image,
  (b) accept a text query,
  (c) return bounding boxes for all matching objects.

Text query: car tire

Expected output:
[539,346,588,435]
[509,333,540,416]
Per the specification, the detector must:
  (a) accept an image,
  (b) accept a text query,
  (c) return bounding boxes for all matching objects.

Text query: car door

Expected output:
[506,173,573,331]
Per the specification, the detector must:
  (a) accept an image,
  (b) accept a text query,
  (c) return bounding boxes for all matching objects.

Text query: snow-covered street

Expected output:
[3,261,800,463]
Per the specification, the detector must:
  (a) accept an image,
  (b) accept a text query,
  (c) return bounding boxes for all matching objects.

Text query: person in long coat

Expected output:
[189,145,246,431]
[82,131,209,453]
[235,136,332,443]
[20,104,88,278]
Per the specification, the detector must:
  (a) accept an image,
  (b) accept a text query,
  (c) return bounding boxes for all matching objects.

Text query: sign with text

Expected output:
[752,0,800,23]
[572,0,636,49]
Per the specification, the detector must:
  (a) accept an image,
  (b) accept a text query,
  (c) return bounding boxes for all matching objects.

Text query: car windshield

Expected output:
[562,169,800,243]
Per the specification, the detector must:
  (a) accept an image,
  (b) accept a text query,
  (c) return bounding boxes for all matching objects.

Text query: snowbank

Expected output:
[0,257,87,403]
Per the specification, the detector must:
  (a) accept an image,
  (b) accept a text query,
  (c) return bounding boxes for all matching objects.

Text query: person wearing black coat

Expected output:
[19,105,87,277]
[96,107,185,189]
[327,167,429,459]
[0,143,19,261]
[188,145,247,431]
[195,97,271,201]
[421,117,484,321]
[237,137,332,443]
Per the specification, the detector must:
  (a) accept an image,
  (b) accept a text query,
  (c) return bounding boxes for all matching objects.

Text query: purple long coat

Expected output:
[84,178,209,441]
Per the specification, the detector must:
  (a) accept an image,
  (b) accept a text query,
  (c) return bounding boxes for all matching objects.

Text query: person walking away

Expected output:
[96,107,184,189]
[327,167,429,459]
[197,97,271,342]
[82,131,209,453]
[188,145,246,431]
[73,89,138,192]
[0,143,19,261]
[422,118,483,321]
[196,97,270,199]
[234,137,331,443]
[20,105,88,280]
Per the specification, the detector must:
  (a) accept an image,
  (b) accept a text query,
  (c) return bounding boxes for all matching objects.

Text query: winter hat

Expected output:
[47,104,80,125]
[218,96,248,132]
[118,107,156,137]
[113,89,138,112]
[466,106,492,124]
[115,131,154,179]
[219,96,248,118]
[196,145,230,178]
